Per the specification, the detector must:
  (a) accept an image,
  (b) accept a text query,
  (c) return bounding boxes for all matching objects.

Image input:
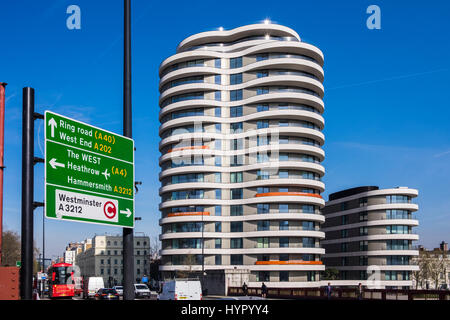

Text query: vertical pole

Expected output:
[123,0,135,300]
[42,207,45,272]
[20,87,34,300]
[0,82,6,266]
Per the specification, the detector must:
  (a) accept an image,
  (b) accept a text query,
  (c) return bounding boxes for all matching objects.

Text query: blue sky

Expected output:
[1,0,449,257]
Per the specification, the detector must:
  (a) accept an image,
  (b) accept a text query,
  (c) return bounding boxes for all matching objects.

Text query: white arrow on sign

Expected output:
[48,118,57,138]
[49,158,65,169]
[120,208,132,218]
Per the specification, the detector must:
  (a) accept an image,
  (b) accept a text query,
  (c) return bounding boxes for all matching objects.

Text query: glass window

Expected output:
[230,172,243,183]
[258,203,270,214]
[230,73,243,85]
[256,53,268,61]
[230,106,243,117]
[215,222,222,232]
[215,172,222,183]
[215,189,222,199]
[230,57,242,69]
[257,87,269,95]
[215,255,222,265]
[230,122,243,133]
[230,205,243,216]
[215,156,221,167]
[231,188,243,199]
[257,104,269,112]
[215,205,222,216]
[215,238,222,249]
[257,237,269,248]
[279,237,289,248]
[215,58,221,68]
[230,222,243,232]
[230,238,243,249]
[279,204,289,213]
[279,221,289,230]
[215,91,221,101]
[257,71,269,78]
[257,221,270,231]
[215,74,221,84]
[215,107,221,117]
[279,271,289,282]
[230,89,243,101]
[230,254,243,265]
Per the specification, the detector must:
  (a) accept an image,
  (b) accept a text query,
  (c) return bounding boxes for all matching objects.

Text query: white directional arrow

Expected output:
[48,118,57,138]
[120,208,132,218]
[49,158,65,169]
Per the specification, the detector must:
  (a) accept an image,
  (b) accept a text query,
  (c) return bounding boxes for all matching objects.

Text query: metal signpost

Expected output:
[44,111,135,228]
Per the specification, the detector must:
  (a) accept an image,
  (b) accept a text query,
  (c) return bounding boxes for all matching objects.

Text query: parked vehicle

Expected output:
[157,279,202,300]
[83,277,105,299]
[134,283,151,299]
[95,288,119,300]
[112,286,123,295]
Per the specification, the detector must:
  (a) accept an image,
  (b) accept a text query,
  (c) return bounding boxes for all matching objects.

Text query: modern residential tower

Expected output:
[158,23,326,288]
[322,186,420,289]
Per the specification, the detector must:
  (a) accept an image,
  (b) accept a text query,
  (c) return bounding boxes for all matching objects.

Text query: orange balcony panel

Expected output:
[167,211,210,217]
[255,192,323,199]
[167,145,209,153]
[255,260,323,265]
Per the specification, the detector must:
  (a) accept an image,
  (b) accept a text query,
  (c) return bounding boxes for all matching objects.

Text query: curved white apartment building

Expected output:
[322,186,420,289]
[158,23,326,288]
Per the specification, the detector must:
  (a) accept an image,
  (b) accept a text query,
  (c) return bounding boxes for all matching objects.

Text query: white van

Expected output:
[158,279,202,300]
[84,277,104,299]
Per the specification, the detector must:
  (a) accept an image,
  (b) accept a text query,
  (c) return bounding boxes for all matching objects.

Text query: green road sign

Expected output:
[16,261,21,267]
[45,111,135,228]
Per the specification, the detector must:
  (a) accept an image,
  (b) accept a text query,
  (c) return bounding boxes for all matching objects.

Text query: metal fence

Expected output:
[228,286,450,300]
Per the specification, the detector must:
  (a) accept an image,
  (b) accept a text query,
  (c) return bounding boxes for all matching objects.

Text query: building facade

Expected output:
[322,186,420,289]
[158,23,326,287]
[411,241,449,289]
[75,235,150,287]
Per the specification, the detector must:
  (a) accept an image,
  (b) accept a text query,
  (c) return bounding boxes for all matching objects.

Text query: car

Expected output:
[134,283,151,299]
[112,286,123,296]
[95,288,120,300]
[157,279,202,300]
[84,277,105,299]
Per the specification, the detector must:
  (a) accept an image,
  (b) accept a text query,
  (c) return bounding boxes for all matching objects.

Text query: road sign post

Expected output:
[44,111,135,228]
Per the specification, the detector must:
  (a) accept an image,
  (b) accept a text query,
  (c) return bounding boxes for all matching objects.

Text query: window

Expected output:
[230,89,243,101]
[215,205,222,216]
[257,104,269,112]
[360,212,368,221]
[257,221,270,231]
[360,241,368,251]
[214,74,221,84]
[230,238,243,249]
[231,138,243,150]
[360,227,368,236]
[341,229,348,238]
[230,254,243,265]
[279,204,289,213]
[279,254,289,261]
[257,120,269,129]
[230,73,243,84]
[215,156,221,167]
[215,239,222,249]
[215,91,221,101]
[231,188,243,199]
[257,271,270,282]
[279,170,289,178]
[215,58,221,68]
[302,237,315,248]
[359,256,368,266]
[279,271,289,282]
[256,53,268,61]
[387,195,410,203]
[359,197,368,207]
[307,272,315,282]
[215,189,222,200]
[215,123,221,132]
[230,221,243,232]
[230,122,243,133]
[215,222,222,232]
[215,107,221,117]
[215,172,222,183]
[279,221,289,230]
[230,57,242,69]
[302,205,315,213]
[215,255,222,265]
[230,172,243,183]
[257,71,268,78]
[230,106,243,117]
[279,237,289,248]
[341,215,348,225]
[230,205,243,216]
[302,221,314,230]
[257,237,269,248]
[257,87,269,95]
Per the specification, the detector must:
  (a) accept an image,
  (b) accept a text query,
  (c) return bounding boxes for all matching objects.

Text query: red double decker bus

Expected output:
[48,263,75,299]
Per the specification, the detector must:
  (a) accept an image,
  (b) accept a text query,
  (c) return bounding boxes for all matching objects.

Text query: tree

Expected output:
[2,229,40,273]
[322,268,339,280]
[1,230,21,266]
